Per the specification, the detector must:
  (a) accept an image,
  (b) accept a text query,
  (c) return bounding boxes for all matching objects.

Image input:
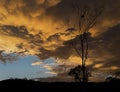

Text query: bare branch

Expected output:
[66,3,104,82]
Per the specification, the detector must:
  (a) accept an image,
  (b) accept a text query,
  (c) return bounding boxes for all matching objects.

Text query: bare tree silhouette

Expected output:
[66,3,104,82]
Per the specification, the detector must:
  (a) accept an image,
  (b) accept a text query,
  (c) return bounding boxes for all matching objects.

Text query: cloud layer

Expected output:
[0,0,120,79]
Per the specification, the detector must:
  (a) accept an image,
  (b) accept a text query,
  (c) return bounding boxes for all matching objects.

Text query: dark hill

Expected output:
[0,79,120,92]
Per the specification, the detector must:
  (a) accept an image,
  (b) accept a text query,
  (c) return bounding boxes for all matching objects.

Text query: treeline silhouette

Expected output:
[0,78,120,92]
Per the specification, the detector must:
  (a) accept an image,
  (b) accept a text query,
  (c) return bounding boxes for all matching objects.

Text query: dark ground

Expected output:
[0,79,120,92]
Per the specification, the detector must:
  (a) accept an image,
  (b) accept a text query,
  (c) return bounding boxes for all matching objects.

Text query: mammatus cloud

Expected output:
[0,50,19,63]
[0,0,120,80]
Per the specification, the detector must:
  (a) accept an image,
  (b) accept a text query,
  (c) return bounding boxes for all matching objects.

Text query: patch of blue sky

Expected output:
[0,55,57,81]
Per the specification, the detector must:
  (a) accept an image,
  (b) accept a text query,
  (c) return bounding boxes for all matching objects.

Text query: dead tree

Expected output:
[67,3,104,82]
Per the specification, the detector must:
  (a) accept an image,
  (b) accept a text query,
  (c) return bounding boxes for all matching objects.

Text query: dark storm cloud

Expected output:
[83,24,120,73]
[50,24,120,79]
[37,44,75,60]
[54,24,120,70]
[0,0,119,63]
[94,24,120,65]
[47,0,120,20]
[47,33,60,42]
[0,50,18,63]
[0,25,33,38]
[46,0,120,36]
[0,0,119,78]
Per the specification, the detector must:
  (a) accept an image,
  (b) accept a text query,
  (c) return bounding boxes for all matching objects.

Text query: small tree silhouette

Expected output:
[68,65,82,82]
[115,71,120,78]
[105,76,114,82]
[68,65,91,82]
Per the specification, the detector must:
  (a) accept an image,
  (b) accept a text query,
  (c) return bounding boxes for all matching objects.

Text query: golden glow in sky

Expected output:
[0,0,120,81]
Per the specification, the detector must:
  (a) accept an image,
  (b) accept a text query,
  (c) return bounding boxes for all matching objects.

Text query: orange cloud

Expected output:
[93,63,103,68]
[31,61,43,66]
[0,0,120,81]
[45,71,57,75]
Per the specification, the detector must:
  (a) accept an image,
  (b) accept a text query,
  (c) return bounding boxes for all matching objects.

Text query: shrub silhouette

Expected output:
[115,71,120,78]
[68,65,91,82]
[68,65,82,82]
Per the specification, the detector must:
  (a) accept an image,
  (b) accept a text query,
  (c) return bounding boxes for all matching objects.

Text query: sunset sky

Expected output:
[0,0,120,82]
